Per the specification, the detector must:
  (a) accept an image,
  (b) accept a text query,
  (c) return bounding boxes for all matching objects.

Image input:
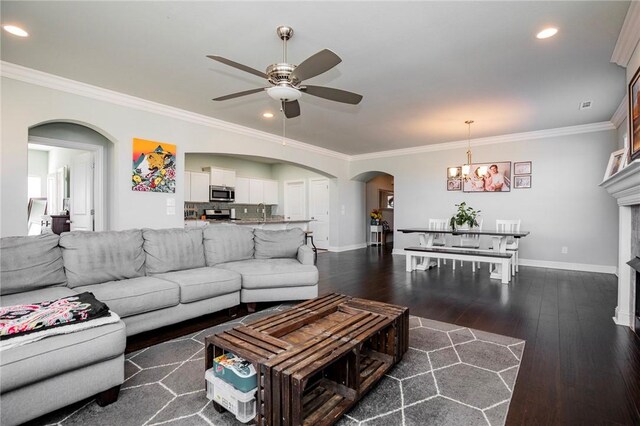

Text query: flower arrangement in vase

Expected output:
[370,209,383,225]
[449,202,480,230]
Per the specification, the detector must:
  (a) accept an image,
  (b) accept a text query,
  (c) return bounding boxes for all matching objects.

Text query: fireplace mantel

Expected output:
[600,160,640,206]
[600,159,639,329]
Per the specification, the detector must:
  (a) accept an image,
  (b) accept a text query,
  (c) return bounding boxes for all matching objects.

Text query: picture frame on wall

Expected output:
[514,161,532,175]
[630,65,640,162]
[603,148,627,181]
[446,166,462,191]
[514,175,531,189]
[462,161,512,192]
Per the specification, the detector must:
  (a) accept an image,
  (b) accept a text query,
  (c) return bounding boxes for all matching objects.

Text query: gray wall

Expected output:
[27,149,48,196]
[350,129,620,268]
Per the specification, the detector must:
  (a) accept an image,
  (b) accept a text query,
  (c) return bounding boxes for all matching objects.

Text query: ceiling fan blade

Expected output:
[301,85,363,105]
[290,49,342,82]
[212,88,266,101]
[282,100,301,118]
[206,55,268,79]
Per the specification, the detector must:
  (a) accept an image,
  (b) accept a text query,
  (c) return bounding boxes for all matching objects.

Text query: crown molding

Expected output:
[0,61,351,161]
[350,121,616,161]
[611,1,640,67]
[0,61,618,164]
[611,95,628,128]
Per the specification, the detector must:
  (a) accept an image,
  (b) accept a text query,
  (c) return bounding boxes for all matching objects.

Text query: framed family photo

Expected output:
[514,175,531,189]
[462,162,511,193]
[446,166,462,191]
[603,148,627,181]
[630,66,640,162]
[514,161,532,175]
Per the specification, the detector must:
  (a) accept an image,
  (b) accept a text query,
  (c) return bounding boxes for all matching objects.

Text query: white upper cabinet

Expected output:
[235,177,250,204]
[249,179,264,204]
[184,171,209,202]
[203,167,236,187]
[263,179,278,205]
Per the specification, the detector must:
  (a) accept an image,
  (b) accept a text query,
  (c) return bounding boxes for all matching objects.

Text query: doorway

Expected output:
[284,180,306,221]
[308,178,330,250]
[364,172,394,247]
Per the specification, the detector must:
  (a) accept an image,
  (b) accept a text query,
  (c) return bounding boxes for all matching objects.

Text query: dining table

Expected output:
[398,228,530,280]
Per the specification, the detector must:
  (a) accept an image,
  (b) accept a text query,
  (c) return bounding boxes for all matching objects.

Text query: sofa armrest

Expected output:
[297,245,315,265]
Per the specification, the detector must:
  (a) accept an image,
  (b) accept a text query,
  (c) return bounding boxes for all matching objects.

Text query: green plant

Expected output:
[449,202,481,230]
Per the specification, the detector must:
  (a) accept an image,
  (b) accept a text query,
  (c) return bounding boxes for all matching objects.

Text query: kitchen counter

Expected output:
[185,218,313,230]
[185,218,312,224]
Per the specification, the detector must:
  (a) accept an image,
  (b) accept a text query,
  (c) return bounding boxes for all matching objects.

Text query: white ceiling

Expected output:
[0,1,629,155]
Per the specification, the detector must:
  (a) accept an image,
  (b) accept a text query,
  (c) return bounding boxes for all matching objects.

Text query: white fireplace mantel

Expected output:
[600,160,640,206]
[600,159,639,328]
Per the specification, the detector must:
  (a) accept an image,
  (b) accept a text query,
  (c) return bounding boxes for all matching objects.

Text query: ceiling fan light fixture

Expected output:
[536,27,558,39]
[267,86,301,101]
[3,25,29,37]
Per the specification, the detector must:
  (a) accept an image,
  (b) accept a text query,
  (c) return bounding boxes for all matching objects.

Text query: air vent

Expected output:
[579,100,593,110]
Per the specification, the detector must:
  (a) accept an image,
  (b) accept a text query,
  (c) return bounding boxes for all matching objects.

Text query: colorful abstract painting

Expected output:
[132,138,176,193]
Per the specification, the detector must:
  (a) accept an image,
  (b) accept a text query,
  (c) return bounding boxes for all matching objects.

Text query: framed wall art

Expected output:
[630,66,640,161]
[462,162,511,193]
[603,148,627,181]
[514,175,531,189]
[132,138,176,193]
[514,161,532,175]
[447,166,462,191]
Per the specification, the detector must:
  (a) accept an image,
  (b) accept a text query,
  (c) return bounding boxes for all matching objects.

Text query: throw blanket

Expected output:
[0,292,110,340]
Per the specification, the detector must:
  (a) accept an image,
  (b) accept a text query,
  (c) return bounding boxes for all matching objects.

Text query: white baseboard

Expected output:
[518,258,617,274]
[613,307,634,328]
[391,249,616,274]
[328,243,368,253]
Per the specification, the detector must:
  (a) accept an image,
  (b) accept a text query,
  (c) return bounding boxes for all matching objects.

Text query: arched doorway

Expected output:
[352,171,395,248]
[28,122,113,233]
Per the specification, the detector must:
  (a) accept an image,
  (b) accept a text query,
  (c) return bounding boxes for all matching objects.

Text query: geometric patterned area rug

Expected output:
[29,305,524,426]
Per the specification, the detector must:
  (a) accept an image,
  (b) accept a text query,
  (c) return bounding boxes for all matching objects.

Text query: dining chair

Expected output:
[453,217,483,272]
[495,219,521,275]
[428,218,449,267]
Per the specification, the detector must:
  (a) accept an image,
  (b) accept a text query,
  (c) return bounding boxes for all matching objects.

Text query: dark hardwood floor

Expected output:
[315,245,640,425]
[127,245,640,425]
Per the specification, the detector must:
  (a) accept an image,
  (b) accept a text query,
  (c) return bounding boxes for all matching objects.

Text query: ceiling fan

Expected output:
[207,25,363,119]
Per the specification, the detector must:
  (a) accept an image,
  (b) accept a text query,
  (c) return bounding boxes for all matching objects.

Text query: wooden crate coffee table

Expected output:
[205,293,409,426]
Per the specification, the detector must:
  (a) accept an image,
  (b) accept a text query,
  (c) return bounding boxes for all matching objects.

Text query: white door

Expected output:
[308,178,330,249]
[284,180,306,221]
[263,180,278,205]
[70,152,94,231]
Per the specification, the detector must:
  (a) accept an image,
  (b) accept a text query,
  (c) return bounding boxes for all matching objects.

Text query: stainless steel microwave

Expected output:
[209,185,235,202]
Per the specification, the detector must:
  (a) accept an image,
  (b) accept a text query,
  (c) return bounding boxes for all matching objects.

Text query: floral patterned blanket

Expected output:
[0,292,110,340]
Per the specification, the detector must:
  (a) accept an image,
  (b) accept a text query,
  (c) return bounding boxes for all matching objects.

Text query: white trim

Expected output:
[391,249,616,274]
[328,243,367,253]
[611,1,640,67]
[611,95,628,128]
[613,307,635,327]
[350,122,615,161]
[1,61,350,162]
[1,62,619,162]
[600,160,640,206]
[28,135,106,232]
[518,258,617,275]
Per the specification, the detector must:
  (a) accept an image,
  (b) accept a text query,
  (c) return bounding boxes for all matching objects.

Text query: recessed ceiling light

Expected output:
[262,112,274,118]
[3,25,29,37]
[536,27,558,39]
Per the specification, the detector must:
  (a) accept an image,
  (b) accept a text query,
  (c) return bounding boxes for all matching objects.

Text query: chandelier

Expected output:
[448,120,487,181]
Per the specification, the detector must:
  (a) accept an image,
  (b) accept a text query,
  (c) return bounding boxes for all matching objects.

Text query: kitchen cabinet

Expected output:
[263,179,278,205]
[203,167,236,187]
[235,177,250,204]
[185,171,210,202]
[249,179,264,204]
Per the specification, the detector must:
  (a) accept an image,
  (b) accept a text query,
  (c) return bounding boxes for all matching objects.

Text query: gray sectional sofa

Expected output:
[0,225,318,425]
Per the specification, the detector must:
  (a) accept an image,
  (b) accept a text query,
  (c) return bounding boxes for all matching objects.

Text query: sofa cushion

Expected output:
[0,287,78,307]
[75,277,179,318]
[0,320,125,393]
[154,267,241,303]
[216,259,318,289]
[203,225,254,266]
[60,229,146,288]
[143,228,206,274]
[254,228,304,259]
[0,234,67,295]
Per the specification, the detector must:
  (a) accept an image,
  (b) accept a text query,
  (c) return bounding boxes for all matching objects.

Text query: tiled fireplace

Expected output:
[600,161,640,331]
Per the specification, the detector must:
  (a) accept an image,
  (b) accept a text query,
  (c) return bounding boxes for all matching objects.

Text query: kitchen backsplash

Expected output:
[185,202,274,220]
